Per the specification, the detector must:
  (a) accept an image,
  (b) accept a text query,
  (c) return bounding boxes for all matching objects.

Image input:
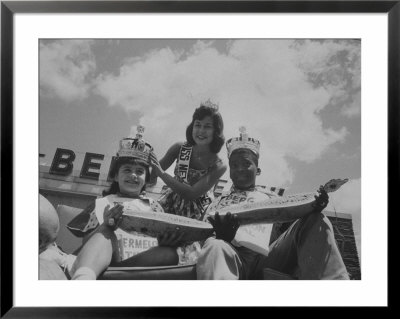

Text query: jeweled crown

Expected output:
[117,125,153,164]
[226,126,260,158]
[200,99,219,111]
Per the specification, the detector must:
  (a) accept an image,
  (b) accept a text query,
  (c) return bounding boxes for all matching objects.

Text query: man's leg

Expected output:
[259,213,349,280]
[196,237,243,280]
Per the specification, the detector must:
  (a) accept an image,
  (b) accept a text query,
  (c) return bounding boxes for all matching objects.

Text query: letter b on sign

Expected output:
[50,148,76,176]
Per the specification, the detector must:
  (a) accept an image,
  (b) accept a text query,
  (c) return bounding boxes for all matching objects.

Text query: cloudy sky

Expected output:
[39,39,361,255]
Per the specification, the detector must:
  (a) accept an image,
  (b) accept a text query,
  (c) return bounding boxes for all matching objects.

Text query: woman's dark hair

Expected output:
[102,157,150,196]
[185,103,225,153]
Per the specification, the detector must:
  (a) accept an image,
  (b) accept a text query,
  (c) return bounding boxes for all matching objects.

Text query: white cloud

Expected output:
[93,39,358,187]
[341,93,361,117]
[39,39,358,187]
[39,40,96,101]
[296,39,361,117]
[327,178,361,214]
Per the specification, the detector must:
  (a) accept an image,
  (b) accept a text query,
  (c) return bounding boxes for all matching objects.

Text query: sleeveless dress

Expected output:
[158,142,221,265]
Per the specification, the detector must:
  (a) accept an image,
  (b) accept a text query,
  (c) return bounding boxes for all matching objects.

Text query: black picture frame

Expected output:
[1,0,396,317]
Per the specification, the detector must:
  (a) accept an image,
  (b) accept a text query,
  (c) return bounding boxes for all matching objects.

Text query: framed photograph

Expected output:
[1,0,396,316]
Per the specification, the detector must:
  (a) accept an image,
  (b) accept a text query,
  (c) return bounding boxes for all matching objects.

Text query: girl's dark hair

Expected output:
[185,103,225,153]
[102,157,150,196]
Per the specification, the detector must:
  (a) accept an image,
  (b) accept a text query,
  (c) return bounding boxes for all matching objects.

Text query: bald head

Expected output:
[39,194,60,253]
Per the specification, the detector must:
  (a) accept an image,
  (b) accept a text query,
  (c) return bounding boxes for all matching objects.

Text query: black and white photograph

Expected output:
[1,1,394,313]
[38,38,361,281]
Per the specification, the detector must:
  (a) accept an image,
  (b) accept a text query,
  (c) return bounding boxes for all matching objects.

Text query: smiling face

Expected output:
[192,116,215,146]
[114,162,147,197]
[229,149,260,190]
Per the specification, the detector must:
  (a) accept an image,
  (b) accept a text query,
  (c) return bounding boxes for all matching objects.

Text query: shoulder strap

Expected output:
[176,142,192,183]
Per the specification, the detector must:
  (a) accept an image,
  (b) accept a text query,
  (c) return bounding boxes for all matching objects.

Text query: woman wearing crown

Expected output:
[149,100,227,265]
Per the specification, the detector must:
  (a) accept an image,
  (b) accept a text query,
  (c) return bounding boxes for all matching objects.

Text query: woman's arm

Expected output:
[148,142,181,186]
[151,156,227,201]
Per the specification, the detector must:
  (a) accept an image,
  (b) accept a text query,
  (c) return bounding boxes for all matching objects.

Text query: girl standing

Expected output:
[149,100,227,264]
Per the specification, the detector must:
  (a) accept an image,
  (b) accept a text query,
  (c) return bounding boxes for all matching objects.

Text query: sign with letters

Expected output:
[42,147,116,182]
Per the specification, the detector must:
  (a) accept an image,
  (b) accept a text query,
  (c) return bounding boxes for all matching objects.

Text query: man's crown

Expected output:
[226,126,260,158]
[117,125,153,164]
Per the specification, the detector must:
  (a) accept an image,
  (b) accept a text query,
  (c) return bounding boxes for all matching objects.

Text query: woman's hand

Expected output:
[157,230,185,248]
[103,204,124,231]
[149,151,165,177]
[313,185,329,213]
[208,212,240,243]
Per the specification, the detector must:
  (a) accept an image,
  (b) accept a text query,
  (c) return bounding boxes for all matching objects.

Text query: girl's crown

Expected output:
[226,126,260,158]
[117,125,153,164]
[200,99,219,111]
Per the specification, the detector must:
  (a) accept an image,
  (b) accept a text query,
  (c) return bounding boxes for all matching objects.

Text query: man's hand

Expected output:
[157,230,185,248]
[208,212,240,242]
[313,185,329,213]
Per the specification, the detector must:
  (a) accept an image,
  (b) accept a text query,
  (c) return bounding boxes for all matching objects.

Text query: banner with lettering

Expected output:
[115,231,158,260]
[177,143,192,184]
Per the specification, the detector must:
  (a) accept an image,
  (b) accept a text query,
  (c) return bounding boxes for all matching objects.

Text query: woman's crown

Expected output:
[200,99,219,111]
[117,125,153,163]
[226,126,260,158]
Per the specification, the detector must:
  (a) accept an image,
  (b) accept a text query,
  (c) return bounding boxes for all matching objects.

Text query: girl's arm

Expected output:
[148,142,181,186]
[151,154,227,201]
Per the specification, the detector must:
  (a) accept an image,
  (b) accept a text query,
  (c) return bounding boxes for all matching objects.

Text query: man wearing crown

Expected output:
[196,128,349,280]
